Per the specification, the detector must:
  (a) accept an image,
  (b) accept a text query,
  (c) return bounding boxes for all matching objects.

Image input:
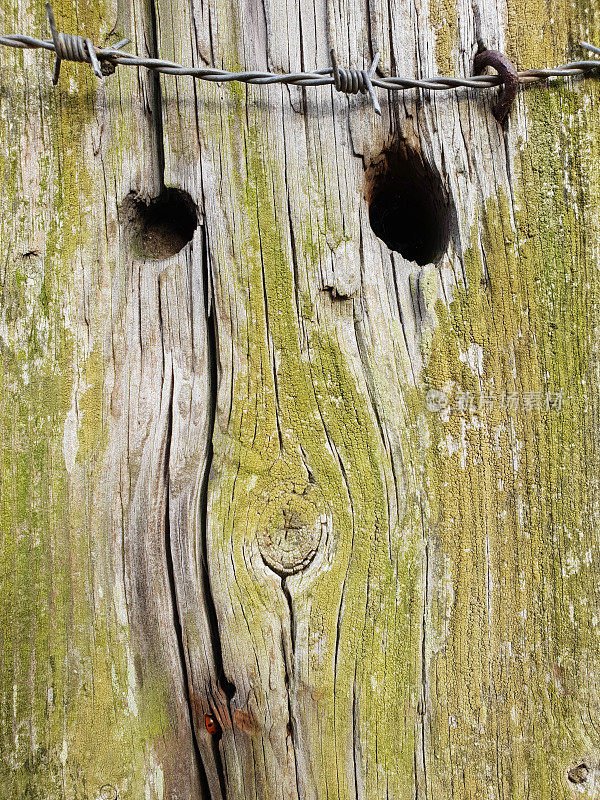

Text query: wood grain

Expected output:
[2,0,600,796]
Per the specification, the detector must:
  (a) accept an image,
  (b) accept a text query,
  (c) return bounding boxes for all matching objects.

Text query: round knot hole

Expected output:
[568,763,590,785]
[120,187,198,261]
[366,144,452,266]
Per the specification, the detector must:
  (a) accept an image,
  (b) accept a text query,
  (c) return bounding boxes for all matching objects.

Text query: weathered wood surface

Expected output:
[2,0,600,797]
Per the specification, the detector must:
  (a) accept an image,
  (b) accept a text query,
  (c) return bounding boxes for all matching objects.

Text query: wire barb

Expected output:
[45,2,128,83]
[330,48,381,114]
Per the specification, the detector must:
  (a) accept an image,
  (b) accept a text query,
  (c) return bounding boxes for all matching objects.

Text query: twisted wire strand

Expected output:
[1,3,599,112]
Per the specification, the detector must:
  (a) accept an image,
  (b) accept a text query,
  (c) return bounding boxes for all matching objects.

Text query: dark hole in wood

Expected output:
[366,145,451,266]
[567,763,589,784]
[120,187,198,261]
[219,675,237,699]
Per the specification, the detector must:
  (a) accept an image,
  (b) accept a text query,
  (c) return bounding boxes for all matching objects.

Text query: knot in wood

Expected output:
[567,763,590,784]
[257,494,326,576]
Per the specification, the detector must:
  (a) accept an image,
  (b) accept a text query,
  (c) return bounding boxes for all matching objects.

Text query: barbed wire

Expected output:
[1,2,600,119]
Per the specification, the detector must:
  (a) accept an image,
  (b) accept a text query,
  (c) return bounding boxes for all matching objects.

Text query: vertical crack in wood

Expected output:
[352,673,364,800]
[419,506,429,800]
[156,239,233,800]
[146,0,165,193]
[143,0,234,784]
[143,0,232,792]
[280,579,302,800]
[198,228,231,800]
[142,0,212,786]
[162,379,212,798]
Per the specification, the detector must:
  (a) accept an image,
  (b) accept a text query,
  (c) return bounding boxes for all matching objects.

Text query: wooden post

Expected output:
[2,0,600,797]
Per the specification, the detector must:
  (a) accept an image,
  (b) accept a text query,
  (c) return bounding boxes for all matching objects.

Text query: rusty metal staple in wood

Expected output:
[1,2,600,119]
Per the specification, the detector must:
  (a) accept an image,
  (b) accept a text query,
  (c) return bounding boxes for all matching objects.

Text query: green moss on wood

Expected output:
[0,1,173,798]
[415,72,600,798]
[201,85,427,797]
[429,0,457,75]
